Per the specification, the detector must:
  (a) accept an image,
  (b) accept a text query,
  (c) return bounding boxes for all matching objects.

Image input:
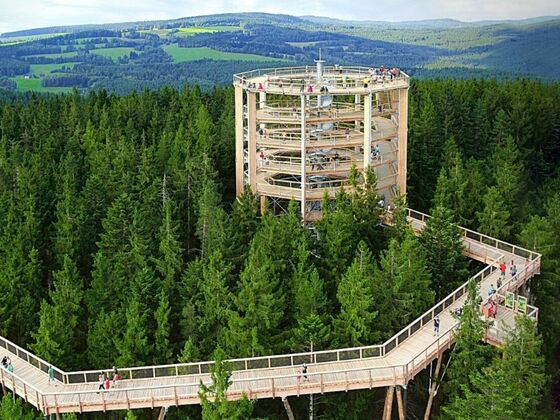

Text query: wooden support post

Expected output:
[282,397,295,420]
[396,386,405,420]
[383,386,395,420]
[234,84,244,196]
[424,352,444,420]
[247,92,257,193]
[364,92,372,171]
[397,88,408,195]
[157,406,169,420]
[300,93,306,220]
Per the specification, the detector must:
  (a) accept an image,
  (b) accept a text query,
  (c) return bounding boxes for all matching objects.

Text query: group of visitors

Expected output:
[97,367,120,392]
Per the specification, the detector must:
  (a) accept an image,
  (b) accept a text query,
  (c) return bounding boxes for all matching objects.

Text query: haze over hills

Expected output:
[0,12,558,94]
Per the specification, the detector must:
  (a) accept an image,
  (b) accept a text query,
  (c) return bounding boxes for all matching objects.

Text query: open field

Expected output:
[12,76,74,93]
[163,45,284,63]
[0,33,67,46]
[138,26,240,38]
[90,47,134,59]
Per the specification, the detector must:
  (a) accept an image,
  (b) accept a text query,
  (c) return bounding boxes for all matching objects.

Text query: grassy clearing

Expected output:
[0,33,67,46]
[12,76,73,93]
[138,26,240,38]
[163,45,283,63]
[90,47,134,59]
[175,26,239,36]
[29,62,79,76]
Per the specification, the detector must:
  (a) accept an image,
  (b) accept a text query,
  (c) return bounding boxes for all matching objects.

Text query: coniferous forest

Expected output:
[0,78,559,419]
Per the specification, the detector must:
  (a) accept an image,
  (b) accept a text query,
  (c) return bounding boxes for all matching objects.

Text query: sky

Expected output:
[0,0,559,34]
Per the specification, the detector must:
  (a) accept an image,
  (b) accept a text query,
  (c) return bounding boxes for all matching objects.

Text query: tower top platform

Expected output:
[233,65,409,96]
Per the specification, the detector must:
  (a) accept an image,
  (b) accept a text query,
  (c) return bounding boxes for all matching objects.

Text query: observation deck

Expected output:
[233,64,409,221]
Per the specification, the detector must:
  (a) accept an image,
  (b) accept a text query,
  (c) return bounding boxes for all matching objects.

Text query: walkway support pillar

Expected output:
[396,386,405,420]
[383,386,395,420]
[364,92,372,170]
[424,351,443,420]
[247,92,257,193]
[300,94,306,219]
[234,85,244,196]
[282,397,295,420]
[157,406,168,420]
[397,88,408,195]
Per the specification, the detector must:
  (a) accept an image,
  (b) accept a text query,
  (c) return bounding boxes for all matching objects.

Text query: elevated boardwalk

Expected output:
[0,210,540,415]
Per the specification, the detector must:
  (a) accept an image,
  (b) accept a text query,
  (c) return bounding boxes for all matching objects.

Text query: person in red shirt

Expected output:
[499,261,507,280]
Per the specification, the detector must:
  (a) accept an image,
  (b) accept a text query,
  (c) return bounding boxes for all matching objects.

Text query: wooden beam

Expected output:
[234,85,244,196]
[397,88,408,195]
[157,406,168,420]
[396,386,405,420]
[282,397,295,420]
[247,92,257,193]
[424,352,444,420]
[383,386,395,420]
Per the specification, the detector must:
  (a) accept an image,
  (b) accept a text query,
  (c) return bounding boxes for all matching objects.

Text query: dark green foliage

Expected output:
[420,206,469,300]
[199,349,254,419]
[0,395,40,420]
[443,317,546,419]
[0,78,558,418]
[445,280,494,402]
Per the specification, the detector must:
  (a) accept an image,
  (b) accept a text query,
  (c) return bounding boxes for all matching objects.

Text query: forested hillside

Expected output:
[0,79,559,418]
[1,13,559,94]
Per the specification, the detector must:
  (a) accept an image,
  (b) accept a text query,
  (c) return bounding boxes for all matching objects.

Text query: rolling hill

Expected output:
[0,13,558,94]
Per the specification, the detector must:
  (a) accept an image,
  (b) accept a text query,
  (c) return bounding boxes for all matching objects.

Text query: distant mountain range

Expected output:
[3,13,560,37]
[0,13,558,94]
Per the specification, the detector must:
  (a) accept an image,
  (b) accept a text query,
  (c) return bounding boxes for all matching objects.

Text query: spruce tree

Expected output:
[420,206,469,299]
[444,280,494,402]
[334,241,379,346]
[477,186,511,239]
[31,256,84,369]
[199,349,254,420]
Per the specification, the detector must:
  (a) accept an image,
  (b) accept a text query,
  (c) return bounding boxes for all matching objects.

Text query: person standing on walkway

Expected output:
[112,366,120,387]
[302,363,308,381]
[499,261,507,279]
[98,373,105,392]
[510,264,517,278]
[48,365,55,385]
[433,316,440,336]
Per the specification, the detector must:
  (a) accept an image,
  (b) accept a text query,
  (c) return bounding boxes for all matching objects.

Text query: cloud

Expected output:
[0,0,559,34]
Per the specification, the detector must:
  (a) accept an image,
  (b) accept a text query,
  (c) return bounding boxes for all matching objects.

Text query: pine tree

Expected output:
[198,251,235,356]
[31,256,84,369]
[199,349,254,420]
[0,395,39,420]
[432,138,468,224]
[154,291,173,364]
[477,186,511,239]
[117,297,150,366]
[493,134,525,227]
[334,241,379,346]
[226,245,284,356]
[420,206,469,299]
[375,231,434,333]
[443,317,546,419]
[445,280,494,402]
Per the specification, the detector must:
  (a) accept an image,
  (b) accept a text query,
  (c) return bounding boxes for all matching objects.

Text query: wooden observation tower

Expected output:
[233,61,409,221]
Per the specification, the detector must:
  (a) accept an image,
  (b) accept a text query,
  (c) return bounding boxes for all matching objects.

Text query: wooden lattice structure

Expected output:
[233,63,409,221]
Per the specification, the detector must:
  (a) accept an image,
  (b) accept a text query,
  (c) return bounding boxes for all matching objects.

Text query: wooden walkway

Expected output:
[0,209,541,415]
